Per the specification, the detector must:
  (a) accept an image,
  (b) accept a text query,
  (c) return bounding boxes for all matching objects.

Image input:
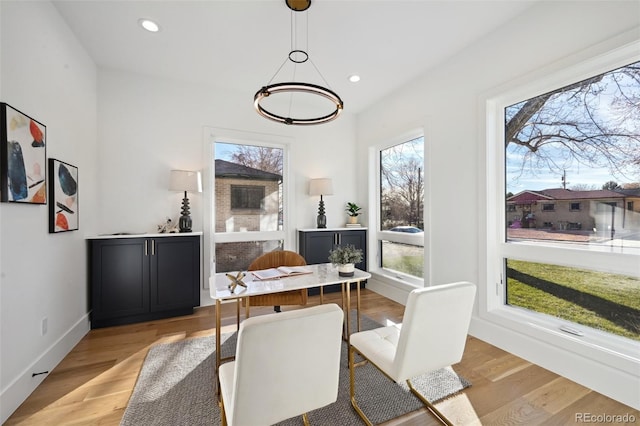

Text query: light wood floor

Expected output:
[5,289,638,425]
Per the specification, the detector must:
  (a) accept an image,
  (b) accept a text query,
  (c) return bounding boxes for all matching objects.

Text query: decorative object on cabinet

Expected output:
[298,228,367,294]
[253,0,343,126]
[157,217,178,233]
[0,103,46,204]
[345,202,362,225]
[309,178,333,228]
[48,158,78,233]
[328,244,363,277]
[169,170,202,233]
[89,234,201,328]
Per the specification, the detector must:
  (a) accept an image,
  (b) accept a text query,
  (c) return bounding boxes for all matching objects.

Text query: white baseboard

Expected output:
[1,314,90,424]
[365,275,412,305]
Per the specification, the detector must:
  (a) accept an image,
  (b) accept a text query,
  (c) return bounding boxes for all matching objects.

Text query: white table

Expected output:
[209,263,371,374]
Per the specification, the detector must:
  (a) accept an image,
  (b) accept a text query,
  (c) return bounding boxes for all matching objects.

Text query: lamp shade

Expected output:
[309,178,333,196]
[169,170,202,193]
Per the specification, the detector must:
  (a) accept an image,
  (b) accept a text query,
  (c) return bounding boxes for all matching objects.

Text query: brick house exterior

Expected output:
[506,188,640,234]
[214,159,282,271]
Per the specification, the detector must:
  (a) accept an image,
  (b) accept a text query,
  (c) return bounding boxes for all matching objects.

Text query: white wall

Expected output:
[96,69,357,236]
[96,69,358,304]
[2,0,638,421]
[0,1,98,422]
[357,0,640,409]
[0,2,358,420]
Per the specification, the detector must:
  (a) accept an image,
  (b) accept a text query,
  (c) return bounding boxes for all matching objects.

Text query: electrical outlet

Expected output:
[41,317,48,336]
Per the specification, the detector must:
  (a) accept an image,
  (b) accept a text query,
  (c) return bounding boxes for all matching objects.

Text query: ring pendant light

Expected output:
[254,0,344,125]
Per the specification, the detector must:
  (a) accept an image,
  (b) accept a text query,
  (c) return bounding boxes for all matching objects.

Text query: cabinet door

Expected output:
[150,236,200,312]
[91,238,150,320]
[339,230,367,270]
[299,231,335,265]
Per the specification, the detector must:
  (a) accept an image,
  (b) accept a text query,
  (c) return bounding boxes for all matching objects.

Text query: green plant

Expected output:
[328,244,363,265]
[346,202,362,217]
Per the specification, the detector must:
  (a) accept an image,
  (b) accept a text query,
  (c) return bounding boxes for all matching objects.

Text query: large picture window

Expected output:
[377,135,425,282]
[490,52,640,348]
[212,141,285,273]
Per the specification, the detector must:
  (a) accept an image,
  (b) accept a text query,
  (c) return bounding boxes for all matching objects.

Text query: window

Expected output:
[231,185,264,210]
[541,203,555,211]
[212,140,286,273]
[485,43,640,361]
[376,134,425,283]
[506,260,638,340]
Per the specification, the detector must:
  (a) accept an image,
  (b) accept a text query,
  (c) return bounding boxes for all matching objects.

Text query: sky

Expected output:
[506,166,619,194]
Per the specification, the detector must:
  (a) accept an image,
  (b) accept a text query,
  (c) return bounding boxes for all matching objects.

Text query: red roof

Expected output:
[508,188,625,203]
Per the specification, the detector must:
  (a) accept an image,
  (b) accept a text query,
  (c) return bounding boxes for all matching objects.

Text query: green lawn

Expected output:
[383,255,423,277]
[507,260,640,341]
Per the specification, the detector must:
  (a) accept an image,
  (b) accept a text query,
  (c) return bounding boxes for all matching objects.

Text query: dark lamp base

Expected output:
[179,215,192,233]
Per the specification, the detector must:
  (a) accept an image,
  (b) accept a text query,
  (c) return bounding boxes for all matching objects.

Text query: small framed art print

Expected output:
[48,158,79,233]
[0,103,47,204]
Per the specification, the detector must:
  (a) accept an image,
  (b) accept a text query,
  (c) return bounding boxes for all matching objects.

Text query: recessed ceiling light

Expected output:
[349,74,361,83]
[138,18,160,33]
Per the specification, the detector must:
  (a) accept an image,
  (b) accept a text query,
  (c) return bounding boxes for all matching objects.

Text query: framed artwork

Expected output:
[48,158,79,233]
[0,103,47,204]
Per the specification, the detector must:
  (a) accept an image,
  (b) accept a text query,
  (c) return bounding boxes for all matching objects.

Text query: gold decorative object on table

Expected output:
[226,271,247,293]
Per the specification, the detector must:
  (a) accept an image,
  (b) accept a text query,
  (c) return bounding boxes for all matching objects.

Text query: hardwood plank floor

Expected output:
[5,289,638,425]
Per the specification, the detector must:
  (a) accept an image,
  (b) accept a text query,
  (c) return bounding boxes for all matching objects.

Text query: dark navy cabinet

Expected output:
[90,234,200,328]
[298,228,367,294]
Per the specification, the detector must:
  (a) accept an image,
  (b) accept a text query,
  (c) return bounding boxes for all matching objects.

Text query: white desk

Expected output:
[209,263,371,374]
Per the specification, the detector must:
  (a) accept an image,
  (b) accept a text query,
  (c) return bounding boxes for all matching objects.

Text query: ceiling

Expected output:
[52,0,538,116]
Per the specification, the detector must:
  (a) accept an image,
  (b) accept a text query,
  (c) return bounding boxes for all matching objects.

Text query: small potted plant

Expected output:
[328,244,363,276]
[345,202,362,224]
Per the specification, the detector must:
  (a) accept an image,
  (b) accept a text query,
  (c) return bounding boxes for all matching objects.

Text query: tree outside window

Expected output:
[503,60,640,341]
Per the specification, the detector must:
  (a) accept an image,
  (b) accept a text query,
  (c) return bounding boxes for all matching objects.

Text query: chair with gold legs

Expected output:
[219,303,344,426]
[348,281,476,425]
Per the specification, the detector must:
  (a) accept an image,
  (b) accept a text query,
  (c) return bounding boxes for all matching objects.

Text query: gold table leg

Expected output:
[215,299,222,400]
[356,279,361,332]
[345,281,351,343]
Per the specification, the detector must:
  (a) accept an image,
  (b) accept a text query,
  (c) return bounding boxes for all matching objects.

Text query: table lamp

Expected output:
[309,178,333,228]
[169,170,202,232]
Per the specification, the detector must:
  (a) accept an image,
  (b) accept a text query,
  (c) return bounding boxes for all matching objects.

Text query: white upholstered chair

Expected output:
[348,281,476,426]
[219,303,344,426]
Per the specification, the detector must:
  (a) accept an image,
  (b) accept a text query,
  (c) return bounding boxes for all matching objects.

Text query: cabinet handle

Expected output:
[144,240,148,256]
[152,239,155,256]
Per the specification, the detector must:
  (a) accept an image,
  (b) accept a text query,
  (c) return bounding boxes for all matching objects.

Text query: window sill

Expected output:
[481,305,640,376]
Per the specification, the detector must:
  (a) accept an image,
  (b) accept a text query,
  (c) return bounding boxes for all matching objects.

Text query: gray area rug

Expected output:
[121,313,470,425]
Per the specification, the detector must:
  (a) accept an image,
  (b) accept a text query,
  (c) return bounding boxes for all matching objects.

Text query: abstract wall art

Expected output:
[0,103,47,204]
[48,158,78,233]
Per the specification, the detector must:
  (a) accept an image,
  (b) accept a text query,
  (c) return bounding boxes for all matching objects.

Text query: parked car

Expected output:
[389,226,423,234]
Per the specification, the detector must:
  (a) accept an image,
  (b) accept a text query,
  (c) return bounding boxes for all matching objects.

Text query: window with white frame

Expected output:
[212,141,286,273]
[487,49,640,349]
[376,134,425,283]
